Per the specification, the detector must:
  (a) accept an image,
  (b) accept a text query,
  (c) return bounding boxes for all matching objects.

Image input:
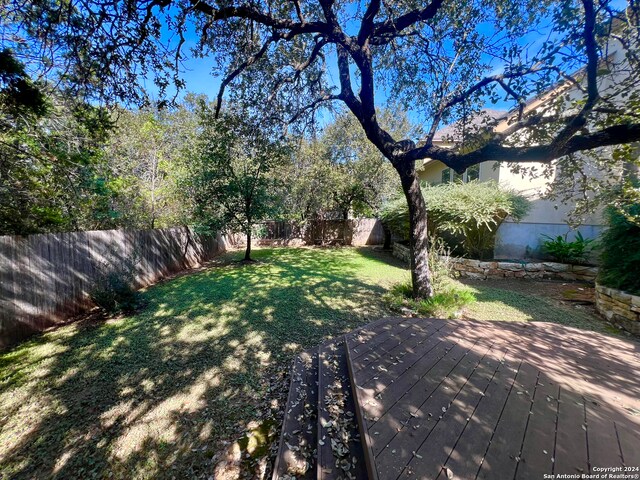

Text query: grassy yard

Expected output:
[0,247,407,480]
[461,278,615,334]
[0,247,613,479]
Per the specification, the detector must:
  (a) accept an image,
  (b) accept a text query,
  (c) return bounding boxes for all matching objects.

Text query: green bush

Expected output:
[90,254,141,314]
[383,279,476,319]
[426,235,454,292]
[599,201,640,295]
[541,231,595,264]
[381,181,530,259]
[251,223,268,239]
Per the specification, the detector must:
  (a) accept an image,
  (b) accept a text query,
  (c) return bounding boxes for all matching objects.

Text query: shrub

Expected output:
[90,253,141,313]
[427,235,454,290]
[540,231,595,264]
[599,198,640,295]
[252,223,268,239]
[383,279,476,319]
[381,181,530,259]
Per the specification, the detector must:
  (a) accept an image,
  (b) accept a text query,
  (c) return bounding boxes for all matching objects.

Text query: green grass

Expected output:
[383,279,477,319]
[0,247,408,480]
[461,281,615,333]
[0,247,615,480]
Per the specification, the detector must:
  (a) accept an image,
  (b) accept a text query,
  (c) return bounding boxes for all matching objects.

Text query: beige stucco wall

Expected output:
[417,159,447,184]
[497,161,604,226]
[419,158,603,226]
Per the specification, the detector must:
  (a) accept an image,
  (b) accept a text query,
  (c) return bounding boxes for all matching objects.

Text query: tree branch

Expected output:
[407,123,640,172]
[214,34,280,117]
[266,37,328,103]
[290,0,305,23]
[358,0,382,45]
[370,0,443,45]
[286,93,341,125]
[189,1,328,35]
[551,0,600,147]
[336,45,361,113]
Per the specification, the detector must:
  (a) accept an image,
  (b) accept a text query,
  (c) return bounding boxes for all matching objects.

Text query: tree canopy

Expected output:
[5,0,639,164]
[0,50,118,234]
[281,109,402,221]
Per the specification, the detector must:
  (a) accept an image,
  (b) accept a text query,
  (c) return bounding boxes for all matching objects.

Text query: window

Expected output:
[466,164,480,182]
[441,165,481,184]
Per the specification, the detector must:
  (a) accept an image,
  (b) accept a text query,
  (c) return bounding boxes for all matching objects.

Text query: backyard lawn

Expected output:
[0,247,614,479]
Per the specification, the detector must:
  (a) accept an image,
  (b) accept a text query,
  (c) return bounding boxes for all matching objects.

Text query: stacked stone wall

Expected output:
[595,285,640,335]
[391,242,597,282]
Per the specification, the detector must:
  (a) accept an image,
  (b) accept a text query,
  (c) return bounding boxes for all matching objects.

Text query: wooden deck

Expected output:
[273,318,640,479]
[345,318,640,480]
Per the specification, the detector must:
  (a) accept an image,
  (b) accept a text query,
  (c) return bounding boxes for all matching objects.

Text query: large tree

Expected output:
[105,97,202,229]
[0,50,118,234]
[4,0,640,296]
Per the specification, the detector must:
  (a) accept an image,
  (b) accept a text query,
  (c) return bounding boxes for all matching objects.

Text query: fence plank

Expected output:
[0,227,226,350]
[244,218,384,246]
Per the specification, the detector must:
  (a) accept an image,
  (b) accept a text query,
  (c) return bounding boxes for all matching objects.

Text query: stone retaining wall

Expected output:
[392,242,598,282]
[449,258,598,282]
[392,242,412,264]
[595,284,640,335]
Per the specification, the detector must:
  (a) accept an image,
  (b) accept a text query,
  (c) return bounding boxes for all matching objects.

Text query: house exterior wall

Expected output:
[418,159,449,184]
[417,158,605,260]
[494,222,604,260]
[418,158,499,184]
[494,160,604,259]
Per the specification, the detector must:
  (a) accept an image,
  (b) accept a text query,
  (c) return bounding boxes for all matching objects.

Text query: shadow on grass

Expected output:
[0,247,407,479]
[460,279,617,334]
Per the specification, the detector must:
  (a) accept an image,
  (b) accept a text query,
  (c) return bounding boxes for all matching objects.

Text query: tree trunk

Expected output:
[244,228,252,261]
[395,160,434,298]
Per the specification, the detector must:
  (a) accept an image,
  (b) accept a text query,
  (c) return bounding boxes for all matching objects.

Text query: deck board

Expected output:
[347,318,411,360]
[351,319,441,377]
[368,338,484,457]
[273,350,318,479]
[399,346,510,479]
[513,375,559,480]
[616,422,640,468]
[357,321,459,387]
[476,362,540,480]
[366,323,480,412]
[317,339,368,480]
[585,400,625,470]
[373,340,498,479]
[345,318,640,480]
[436,355,521,480]
[553,388,590,476]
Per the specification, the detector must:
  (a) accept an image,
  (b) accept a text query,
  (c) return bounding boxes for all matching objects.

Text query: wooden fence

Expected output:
[232,218,386,246]
[303,218,385,245]
[0,227,227,350]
